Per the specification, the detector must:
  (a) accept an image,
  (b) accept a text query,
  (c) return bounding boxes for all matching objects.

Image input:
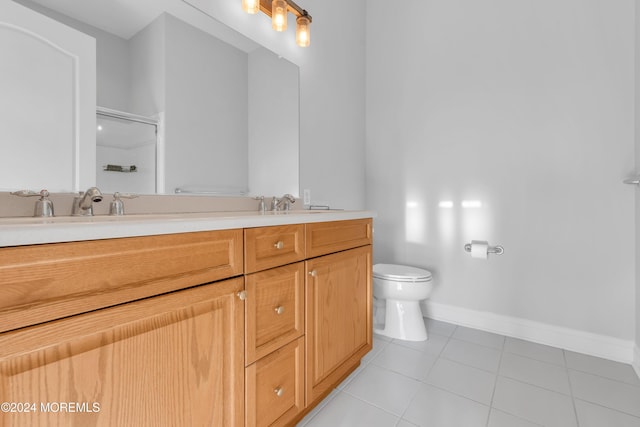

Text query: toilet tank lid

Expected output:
[373,264,432,281]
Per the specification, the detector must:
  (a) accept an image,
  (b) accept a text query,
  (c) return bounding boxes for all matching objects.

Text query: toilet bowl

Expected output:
[373,263,433,341]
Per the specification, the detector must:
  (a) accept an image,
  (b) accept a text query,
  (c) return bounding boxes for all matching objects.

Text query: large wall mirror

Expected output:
[9,0,299,197]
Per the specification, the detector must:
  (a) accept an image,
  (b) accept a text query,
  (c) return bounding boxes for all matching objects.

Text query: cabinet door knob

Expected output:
[274,306,285,315]
[308,270,317,277]
[274,387,284,397]
[237,290,247,301]
[274,241,284,249]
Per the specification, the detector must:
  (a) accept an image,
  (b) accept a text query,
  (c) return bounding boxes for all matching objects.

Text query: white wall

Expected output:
[163,14,248,194]
[248,48,299,197]
[635,0,640,373]
[366,0,636,357]
[296,0,366,209]
[184,0,367,209]
[129,16,165,118]
[16,0,131,112]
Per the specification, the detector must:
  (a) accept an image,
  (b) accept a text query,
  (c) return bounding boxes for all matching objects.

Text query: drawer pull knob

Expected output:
[274,306,285,315]
[308,270,317,277]
[274,387,284,397]
[274,241,284,249]
[237,291,247,301]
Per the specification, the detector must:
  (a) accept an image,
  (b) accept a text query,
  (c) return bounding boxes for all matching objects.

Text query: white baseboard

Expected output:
[422,301,635,364]
[633,343,640,380]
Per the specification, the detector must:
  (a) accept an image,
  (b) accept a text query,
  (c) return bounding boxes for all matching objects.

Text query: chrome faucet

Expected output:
[72,187,103,216]
[273,194,296,211]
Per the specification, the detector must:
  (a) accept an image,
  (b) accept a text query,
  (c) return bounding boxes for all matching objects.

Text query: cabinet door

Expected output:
[305,246,372,403]
[245,263,305,365]
[0,278,245,427]
[245,336,305,427]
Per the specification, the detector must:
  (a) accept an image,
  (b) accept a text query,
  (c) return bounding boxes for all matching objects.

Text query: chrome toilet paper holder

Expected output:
[464,243,504,255]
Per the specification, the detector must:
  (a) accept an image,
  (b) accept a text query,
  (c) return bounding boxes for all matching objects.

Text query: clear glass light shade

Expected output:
[296,15,310,47]
[242,0,260,14]
[272,0,287,31]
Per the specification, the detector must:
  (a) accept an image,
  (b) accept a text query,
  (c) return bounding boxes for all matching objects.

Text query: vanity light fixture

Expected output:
[242,0,312,47]
[242,0,260,14]
[271,0,287,31]
[295,13,310,47]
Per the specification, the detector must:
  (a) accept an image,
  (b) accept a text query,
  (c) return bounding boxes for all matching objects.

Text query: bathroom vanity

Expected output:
[0,211,373,427]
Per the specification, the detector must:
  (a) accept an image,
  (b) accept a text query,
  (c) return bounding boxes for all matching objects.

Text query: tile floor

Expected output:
[296,318,640,427]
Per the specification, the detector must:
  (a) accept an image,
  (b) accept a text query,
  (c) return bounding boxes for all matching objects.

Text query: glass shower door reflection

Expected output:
[96,109,157,194]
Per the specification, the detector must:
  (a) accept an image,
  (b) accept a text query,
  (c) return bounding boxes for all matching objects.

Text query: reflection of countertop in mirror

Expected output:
[0,210,376,247]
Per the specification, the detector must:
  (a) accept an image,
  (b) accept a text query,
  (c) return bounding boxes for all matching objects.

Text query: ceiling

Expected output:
[29,0,169,39]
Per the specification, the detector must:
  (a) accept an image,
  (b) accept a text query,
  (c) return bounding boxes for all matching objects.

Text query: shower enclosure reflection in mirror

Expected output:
[96,108,159,195]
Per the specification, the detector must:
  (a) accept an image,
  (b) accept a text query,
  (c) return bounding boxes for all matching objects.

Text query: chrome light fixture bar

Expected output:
[242,0,312,47]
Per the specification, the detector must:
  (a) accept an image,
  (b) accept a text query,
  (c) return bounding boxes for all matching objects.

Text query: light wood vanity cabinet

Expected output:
[0,229,243,333]
[0,217,373,427]
[0,277,245,427]
[244,219,373,426]
[303,220,373,406]
[0,230,245,427]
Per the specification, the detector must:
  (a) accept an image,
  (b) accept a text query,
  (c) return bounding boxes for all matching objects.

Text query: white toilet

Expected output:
[373,263,433,341]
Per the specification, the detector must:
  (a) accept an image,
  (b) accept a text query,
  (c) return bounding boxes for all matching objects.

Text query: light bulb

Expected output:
[272,0,287,32]
[296,14,310,47]
[242,0,259,14]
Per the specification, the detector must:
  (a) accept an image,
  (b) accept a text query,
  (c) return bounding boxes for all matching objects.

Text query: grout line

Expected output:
[564,365,640,388]
[496,372,576,399]
[485,340,505,427]
[501,346,567,368]
[341,387,413,420]
[573,397,640,421]
[564,349,582,427]
[295,389,340,426]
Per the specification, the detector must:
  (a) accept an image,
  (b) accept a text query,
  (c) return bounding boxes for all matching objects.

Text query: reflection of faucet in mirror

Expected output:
[72,187,103,216]
[273,194,296,211]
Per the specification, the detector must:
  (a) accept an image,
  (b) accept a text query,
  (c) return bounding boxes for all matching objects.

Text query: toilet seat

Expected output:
[373,263,432,282]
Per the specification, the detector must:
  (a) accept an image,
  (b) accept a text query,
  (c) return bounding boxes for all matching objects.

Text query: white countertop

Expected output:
[0,210,376,247]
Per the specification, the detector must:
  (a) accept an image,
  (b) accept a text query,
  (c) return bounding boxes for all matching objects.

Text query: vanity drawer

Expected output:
[0,229,243,333]
[305,218,372,258]
[244,224,305,273]
[246,336,305,427]
[245,262,305,365]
